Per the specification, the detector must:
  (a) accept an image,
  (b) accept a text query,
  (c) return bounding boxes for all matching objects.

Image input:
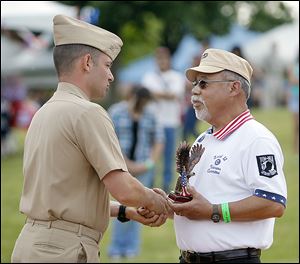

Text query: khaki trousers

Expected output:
[11,222,101,263]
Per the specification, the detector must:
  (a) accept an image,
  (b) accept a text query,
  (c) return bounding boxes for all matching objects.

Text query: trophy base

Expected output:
[168,191,193,203]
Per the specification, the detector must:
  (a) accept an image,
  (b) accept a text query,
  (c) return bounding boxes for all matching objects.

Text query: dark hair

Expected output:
[131,85,153,113]
[53,44,101,76]
[231,45,244,59]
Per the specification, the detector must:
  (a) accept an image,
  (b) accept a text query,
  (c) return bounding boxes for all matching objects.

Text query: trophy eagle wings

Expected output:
[174,141,205,195]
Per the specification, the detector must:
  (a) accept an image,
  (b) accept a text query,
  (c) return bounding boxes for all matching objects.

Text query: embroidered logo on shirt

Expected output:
[256,154,278,178]
[215,159,221,165]
[207,155,228,175]
[198,135,205,143]
[197,128,213,143]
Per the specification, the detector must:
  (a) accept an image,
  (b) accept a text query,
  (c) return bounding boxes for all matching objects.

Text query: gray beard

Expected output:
[191,95,211,121]
[195,106,211,121]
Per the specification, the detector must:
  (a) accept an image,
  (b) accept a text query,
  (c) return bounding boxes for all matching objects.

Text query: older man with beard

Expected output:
[164,48,287,263]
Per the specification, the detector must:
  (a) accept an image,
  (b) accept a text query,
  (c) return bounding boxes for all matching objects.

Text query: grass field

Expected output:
[1,107,299,263]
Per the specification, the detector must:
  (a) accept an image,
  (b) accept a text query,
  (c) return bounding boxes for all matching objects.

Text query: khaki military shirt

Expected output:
[20,82,128,233]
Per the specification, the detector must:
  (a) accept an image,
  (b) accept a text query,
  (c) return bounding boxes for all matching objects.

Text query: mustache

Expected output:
[191,95,204,104]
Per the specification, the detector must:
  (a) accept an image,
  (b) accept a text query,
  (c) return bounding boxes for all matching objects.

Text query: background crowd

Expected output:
[1,1,299,262]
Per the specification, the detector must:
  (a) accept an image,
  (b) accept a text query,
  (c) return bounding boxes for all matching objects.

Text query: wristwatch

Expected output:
[211,204,220,223]
[117,205,130,223]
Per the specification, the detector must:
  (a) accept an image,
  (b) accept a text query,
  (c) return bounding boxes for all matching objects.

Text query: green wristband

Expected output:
[144,159,154,170]
[221,202,231,223]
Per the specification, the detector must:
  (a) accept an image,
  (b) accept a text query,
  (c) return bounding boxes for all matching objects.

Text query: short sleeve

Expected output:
[242,137,287,207]
[75,105,128,179]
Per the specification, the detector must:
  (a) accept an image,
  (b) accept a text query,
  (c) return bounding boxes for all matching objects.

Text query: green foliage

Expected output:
[1,107,299,263]
[59,1,294,63]
[120,12,164,65]
[245,1,293,32]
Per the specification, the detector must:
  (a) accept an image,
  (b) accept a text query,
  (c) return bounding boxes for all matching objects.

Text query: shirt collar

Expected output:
[57,82,90,101]
[212,109,254,140]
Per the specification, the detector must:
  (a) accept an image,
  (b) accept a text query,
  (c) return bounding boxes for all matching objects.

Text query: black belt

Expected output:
[181,248,261,263]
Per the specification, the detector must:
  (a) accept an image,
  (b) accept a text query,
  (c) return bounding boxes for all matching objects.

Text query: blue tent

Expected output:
[117,24,261,85]
[210,23,261,51]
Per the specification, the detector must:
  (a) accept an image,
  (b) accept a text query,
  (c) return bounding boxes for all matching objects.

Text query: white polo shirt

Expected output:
[174,110,287,252]
[141,69,185,127]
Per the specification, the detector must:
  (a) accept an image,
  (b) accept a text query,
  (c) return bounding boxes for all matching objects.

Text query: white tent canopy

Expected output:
[243,20,299,67]
[1,1,77,32]
[1,1,77,88]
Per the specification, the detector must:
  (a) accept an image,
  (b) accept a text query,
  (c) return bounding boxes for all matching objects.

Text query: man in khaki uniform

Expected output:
[11,14,169,263]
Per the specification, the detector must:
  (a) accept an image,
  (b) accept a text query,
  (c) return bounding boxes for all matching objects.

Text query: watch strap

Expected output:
[117,205,130,223]
[211,204,220,223]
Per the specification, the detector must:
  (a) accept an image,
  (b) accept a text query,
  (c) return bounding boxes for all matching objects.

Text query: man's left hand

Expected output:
[127,207,168,227]
[167,185,211,220]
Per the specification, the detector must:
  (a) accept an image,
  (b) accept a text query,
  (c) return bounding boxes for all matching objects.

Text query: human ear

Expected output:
[229,81,241,96]
[82,54,93,72]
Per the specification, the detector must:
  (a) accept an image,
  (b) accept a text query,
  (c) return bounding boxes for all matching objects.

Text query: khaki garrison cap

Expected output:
[53,14,123,61]
[186,48,253,84]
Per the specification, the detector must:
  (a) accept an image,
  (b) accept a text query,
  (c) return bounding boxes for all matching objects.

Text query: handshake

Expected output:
[124,188,174,228]
[121,184,210,225]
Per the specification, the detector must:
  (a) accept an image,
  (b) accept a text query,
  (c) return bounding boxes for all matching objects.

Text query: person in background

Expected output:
[1,93,12,157]
[15,90,41,130]
[182,55,201,142]
[231,45,264,109]
[142,46,185,193]
[182,39,211,142]
[11,14,168,263]
[107,85,164,259]
[287,53,299,154]
[2,75,27,128]
[261,42,285,109]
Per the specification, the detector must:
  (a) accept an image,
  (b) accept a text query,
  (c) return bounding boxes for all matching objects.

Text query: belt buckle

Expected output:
[192,251,214,263]
[182,250,215,263]
[181,251,191,262]
[186,251,203,263]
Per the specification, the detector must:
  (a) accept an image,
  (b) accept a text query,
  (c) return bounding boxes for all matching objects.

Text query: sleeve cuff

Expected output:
[254,189,287,207]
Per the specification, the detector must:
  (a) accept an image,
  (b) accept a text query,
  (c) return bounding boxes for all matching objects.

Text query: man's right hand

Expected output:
[146,188,170,215]
[153,188,174,218]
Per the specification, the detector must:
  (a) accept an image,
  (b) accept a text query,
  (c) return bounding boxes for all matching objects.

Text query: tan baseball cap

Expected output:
[53,14,123,61]
[186,48,253,84]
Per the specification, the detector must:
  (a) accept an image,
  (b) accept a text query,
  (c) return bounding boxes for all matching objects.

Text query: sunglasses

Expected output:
[192,79,235,89]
